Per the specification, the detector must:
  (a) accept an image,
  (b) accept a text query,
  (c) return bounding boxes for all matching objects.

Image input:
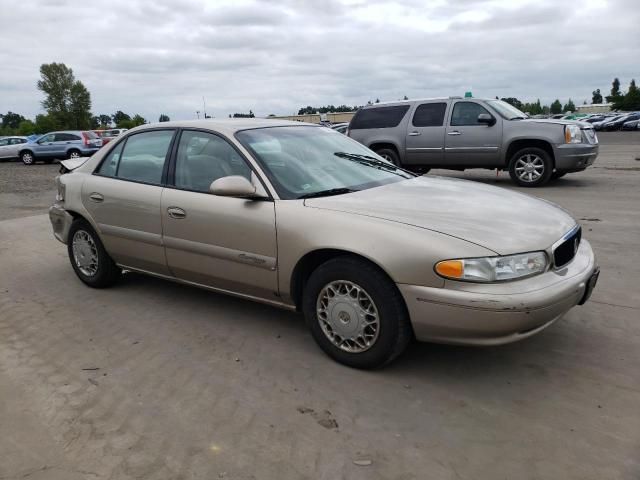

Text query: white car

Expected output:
[0,136,28,160]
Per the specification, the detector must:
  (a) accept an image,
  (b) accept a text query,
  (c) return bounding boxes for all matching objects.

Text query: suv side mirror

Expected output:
[209,175,264,199]
[478,113,496,126]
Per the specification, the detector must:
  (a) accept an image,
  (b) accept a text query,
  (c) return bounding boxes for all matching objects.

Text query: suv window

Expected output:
[412,103,447,127]
[97,130,174,184]
[57,133,80,141]
[38,134,55,143]
[83,131,99,139]
[451,102,492,126]
[350,105,410,129]
[0,139,8,146]
[174,130,251,192]
[9,138,25,145]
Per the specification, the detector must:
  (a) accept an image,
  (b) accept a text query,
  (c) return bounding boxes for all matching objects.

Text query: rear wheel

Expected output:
[21,151,35,165]
[374,147,400,166]
[508,147,553,187]
[302,256,412,369]
[67,219,121,288]
[67,149,81,159]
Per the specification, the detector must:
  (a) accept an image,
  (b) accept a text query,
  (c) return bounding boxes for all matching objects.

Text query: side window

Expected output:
[350,105,410,129]
[38,134,55,143]
[450,102,491,126]
[0,139,8,146]
[97,130,174,184]
[412,103,447,127]
[174,130,251,193]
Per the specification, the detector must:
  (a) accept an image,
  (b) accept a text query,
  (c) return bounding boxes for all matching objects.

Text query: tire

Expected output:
[551,170,567,180]
[21,151,35,165]
[508,147,553,187]
[302,256,412,369]
[67,219,121,288]
[67,149,81,159]
[374,147,400,166]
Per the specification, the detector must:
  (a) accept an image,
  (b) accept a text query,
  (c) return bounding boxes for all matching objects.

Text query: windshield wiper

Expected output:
[333,152,407,175]
[298,187,357,199]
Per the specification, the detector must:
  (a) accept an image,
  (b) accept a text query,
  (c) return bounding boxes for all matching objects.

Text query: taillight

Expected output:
[81,132,90,146]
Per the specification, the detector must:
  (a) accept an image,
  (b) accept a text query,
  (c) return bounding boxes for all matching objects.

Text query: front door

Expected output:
[405,101,448,166]
[444,101,502,166]
[82,129,176,274]
[161,129,278,300]
[34,133,57,157]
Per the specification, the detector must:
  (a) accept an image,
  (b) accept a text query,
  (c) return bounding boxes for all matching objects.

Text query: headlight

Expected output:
[565,124,583,143]
[435,251,548,283]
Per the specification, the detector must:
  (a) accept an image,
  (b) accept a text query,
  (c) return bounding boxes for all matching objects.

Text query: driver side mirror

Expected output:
[209,175,265,199]
[477,113,496,126]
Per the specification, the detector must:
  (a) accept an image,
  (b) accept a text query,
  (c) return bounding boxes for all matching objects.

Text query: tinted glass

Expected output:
[174,130,251,192]
[412,103,447,127]
[57,133,80,141]
[0,139,8,146]
[237,126,413,200]
[97,141,124,177]
[84,131,99,139]
[10,138,25,145]
[451,102,492,126]
[350,105,410,129]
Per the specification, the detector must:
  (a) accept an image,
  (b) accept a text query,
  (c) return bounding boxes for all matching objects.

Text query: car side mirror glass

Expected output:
[477,113,495,126]
[209,175,264,199]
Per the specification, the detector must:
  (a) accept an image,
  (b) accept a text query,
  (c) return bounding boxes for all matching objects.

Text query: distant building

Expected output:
[576,103,613,114]
[266,111,356,124]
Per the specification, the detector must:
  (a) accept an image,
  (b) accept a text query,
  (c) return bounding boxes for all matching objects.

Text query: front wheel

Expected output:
[67,219,121,288]
[21,151,35,165]
[302,256,412,369]
[508,147,553,187]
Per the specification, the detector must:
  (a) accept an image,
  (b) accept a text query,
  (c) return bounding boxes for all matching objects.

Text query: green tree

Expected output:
[622,79,640,111]
[501,97,523,110]
[18,120,36,136]
[131,114,146,126]
[592,89,603,104]
[606,77,623,106]
[37,63,92,129]
[403,95,409,100]
[1,111,26,130]
[550,99,563,114]
[98,114,111,127]
[34,114,57,134]
[563,99,576,113]
[375,98,380,103]
[112,111,131,125]
[159,114,170,122]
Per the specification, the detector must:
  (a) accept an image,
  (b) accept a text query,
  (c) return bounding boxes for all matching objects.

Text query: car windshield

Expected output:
[236,126,414,200]
[486,100,528,120]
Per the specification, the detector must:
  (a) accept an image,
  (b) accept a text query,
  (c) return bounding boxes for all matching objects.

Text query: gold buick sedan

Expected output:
[49,119,599,368]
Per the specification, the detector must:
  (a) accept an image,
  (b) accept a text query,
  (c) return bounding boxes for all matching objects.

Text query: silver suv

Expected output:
[348,97,599,187]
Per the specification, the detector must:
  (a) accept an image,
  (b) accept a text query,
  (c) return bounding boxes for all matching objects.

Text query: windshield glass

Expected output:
[236,126,414,200]
[486,100,528,120]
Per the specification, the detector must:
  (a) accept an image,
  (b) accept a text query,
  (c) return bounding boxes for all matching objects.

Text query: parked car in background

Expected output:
[49,119,599,368]
[622,119,640,130]
[593,115,624,131]
[601,113,640,131]
[551,114,565,119]
[0,136,28,160]
[581,116,605,124]
[348,97,598,187]
[19,131,102,165]
[330,122,349,134]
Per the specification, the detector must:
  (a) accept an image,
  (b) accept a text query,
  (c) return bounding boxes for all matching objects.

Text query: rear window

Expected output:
[83,131,99,139]
[350,105,410,130]
[412,103,447,127]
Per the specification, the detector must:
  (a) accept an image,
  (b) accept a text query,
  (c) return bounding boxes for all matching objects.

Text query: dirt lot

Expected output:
[1,132,639,479]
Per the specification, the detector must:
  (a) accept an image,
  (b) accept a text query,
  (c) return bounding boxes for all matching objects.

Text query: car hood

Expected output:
[304,176,577,255]
[520,118,590,127]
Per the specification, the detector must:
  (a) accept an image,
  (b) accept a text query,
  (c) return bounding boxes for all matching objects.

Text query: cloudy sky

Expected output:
[1,0,638,121]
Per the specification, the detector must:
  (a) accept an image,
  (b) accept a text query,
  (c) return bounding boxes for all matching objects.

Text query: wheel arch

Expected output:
[369,141,401,157]
[289,248,400,311]
[505,139,555,168]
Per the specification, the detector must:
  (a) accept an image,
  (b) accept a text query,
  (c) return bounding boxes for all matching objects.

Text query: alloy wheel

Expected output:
[72,230,99,277]
[514,154,545,183]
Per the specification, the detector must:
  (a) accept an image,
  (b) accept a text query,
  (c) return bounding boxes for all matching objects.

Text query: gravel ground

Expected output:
[0,131,639,480]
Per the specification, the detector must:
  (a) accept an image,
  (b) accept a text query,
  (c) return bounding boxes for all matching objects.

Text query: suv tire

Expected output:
[508,147,553,187]
[302,256,412,369]
[67,149,81,159]
[67,219,121,288]
[21,151,35,165]
[374,147,400,166]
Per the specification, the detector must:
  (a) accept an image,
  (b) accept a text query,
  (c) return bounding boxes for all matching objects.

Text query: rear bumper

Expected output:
[554,143,598,170]
[49,203,73,244]
[399,240,597,346]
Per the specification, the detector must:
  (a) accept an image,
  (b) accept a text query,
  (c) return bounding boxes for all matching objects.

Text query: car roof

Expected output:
[131,118,317,135]
[360,97,498,108]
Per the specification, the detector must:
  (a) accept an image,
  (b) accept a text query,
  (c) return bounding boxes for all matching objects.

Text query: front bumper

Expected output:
[554,143,598,171]
[49,203,74,244]
[399,240,597,346]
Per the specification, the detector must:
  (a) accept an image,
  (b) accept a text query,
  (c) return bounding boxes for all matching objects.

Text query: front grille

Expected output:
[553,227,582,268]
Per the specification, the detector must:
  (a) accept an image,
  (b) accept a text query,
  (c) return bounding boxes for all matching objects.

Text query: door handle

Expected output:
[167,207,186,219]
[89,192,104,202]
[408,131,421,136]
[447,131,462,136]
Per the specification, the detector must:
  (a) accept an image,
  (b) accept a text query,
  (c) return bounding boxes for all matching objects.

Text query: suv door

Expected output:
[34,133,57,157]
[405,101,448,166]
[82,129,176,274]
[0,138,10,158]
[444,101,502,166]
[161,129,278,300]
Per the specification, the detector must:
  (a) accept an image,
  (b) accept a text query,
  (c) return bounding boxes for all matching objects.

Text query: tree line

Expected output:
[0,63,169,137]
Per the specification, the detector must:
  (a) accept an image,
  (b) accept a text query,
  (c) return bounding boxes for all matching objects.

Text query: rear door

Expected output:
[405,101,448,165]
[444,101,502,166]
[161,129,278,300]
[82,129,176,274]
[0,138,10,158]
